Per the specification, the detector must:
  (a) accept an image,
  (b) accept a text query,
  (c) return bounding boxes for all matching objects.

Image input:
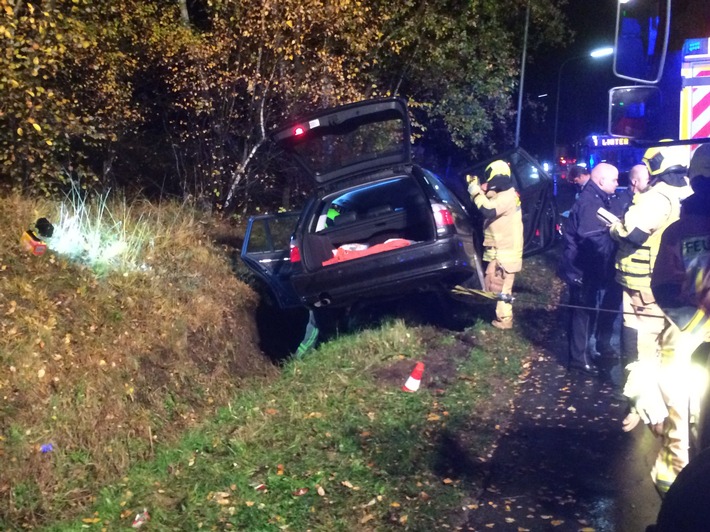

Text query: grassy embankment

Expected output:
[1,191,561,530]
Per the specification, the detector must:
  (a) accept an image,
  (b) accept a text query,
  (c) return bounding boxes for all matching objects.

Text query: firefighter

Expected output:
[652,143,710,459]
[609,143,693,495]
[467,160,523,330]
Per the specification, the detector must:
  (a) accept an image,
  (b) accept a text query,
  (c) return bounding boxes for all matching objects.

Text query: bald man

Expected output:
[559,163,625,376]
[629,163,651,196]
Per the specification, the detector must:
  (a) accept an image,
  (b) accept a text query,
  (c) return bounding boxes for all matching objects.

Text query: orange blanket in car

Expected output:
[322,239,412,266]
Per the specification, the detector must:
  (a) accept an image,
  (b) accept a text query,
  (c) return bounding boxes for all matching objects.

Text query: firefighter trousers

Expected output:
[485,259,515,323]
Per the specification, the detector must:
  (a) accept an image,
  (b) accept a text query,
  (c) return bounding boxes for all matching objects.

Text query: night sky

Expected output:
[523,0,620,161]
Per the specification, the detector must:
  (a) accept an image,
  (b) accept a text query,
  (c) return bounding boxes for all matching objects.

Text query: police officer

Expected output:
[468,160,524,329]
[610,143,693,494]
[559,163,625,375]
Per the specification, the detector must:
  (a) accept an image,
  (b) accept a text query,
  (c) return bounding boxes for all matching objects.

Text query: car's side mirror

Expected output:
[608,86,663,139]
[613,0,670,84]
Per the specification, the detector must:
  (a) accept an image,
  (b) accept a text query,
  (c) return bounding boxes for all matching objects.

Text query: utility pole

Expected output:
[515,0,531,148]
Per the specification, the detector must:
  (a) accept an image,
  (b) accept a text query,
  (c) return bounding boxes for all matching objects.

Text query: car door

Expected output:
[241,212,303,308]
[464,148,558,256]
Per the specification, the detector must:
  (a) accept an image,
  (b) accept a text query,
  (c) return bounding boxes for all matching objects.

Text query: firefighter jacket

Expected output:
[652,192,710,331]
[612,181,692,290]
[559,180,627,288]
[473,187,523,273]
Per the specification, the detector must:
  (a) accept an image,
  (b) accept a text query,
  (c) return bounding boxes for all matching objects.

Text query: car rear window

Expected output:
[291,118,405,177]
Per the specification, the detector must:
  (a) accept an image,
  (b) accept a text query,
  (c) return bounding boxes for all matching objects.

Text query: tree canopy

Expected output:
[0,0,570,210]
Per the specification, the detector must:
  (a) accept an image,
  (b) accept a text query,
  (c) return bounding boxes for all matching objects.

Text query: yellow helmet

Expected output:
[642,144,688,177]
[484,160,511,183]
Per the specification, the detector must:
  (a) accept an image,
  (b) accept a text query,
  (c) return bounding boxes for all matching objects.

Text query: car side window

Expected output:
[419,169,467,217]
[508,153,542,191]
[245,215,299,253]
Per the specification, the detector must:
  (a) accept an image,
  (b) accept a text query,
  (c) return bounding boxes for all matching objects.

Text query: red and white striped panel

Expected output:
[690,67,710,140]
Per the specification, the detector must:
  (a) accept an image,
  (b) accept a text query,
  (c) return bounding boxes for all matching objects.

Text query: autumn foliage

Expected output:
[1,0,569,211]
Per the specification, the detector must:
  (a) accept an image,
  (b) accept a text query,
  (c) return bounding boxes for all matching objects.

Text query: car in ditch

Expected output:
[240,97,557,313]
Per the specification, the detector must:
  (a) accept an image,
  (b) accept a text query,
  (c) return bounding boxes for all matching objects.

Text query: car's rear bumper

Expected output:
[291,236,477,308]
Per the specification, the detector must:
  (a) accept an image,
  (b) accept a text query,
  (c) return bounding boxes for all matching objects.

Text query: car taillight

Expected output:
[289,242,301,262]
[431,203,455,235]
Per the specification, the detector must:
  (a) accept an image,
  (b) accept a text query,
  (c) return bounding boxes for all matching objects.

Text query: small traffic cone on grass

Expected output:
[402,362,425,392]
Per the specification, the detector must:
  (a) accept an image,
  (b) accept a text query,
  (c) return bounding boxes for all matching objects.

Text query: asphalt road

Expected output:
[461,344,663,531]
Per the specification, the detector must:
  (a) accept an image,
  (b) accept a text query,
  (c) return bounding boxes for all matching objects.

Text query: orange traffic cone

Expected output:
[402,362,425,392]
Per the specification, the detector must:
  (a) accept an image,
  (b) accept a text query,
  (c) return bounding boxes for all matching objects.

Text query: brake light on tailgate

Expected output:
[431,203,455,235]
[289,239,302,262]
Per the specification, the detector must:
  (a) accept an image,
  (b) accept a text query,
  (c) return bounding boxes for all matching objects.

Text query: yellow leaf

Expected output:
[82,518,100,524]
[551,520,564,526]
[17,128,23,136]
[360,514,374,524]
[285,20,293,28]
[32,123,42,132]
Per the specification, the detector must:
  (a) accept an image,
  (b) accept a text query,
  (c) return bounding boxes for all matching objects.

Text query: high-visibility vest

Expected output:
[475,188,524,272]
[615,182,690,290]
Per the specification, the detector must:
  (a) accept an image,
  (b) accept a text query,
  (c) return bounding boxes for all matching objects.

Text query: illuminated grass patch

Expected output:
[45,183,152,272]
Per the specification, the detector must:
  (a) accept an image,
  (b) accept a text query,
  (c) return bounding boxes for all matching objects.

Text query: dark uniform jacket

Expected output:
[559,180,626,288]
[651,192,710,329]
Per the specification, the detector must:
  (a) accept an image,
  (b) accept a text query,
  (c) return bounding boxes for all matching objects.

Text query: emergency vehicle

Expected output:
[610,2,710,151]
[574,134,646,186]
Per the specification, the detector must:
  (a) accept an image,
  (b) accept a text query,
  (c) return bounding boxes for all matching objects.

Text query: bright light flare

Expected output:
[590,46,614,58]
[45,183,151,272]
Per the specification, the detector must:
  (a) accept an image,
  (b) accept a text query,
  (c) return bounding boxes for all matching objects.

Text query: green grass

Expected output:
[1,191,561,530]
[37,314,534,531]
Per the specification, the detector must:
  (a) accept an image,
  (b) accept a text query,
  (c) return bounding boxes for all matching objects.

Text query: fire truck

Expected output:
[610,1,710,151]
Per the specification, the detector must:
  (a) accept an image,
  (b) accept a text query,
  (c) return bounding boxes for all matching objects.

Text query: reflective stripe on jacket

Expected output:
[474,188,524,272]
[614,181,691,290]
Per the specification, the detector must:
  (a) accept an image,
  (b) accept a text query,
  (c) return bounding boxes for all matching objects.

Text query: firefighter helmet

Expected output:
[642,144,688,177]
[483,160,511,182]
[482,160,513,193]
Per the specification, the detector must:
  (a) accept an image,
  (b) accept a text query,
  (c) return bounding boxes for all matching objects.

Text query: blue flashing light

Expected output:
[683,38,710,60]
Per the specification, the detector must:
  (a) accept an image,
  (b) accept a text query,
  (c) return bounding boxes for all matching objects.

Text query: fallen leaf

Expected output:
[245,501,255,507]
[361,514,374,524]
[292,488,309,496]
[316,486,325,496]
[265,408,278,415]
[400,515,408,524]
[341,480,359,490]
[443,478,453,484]
[427,413,441,421]
[551,520,564,527]
[277,464,284,475]
[82,517,101,524]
